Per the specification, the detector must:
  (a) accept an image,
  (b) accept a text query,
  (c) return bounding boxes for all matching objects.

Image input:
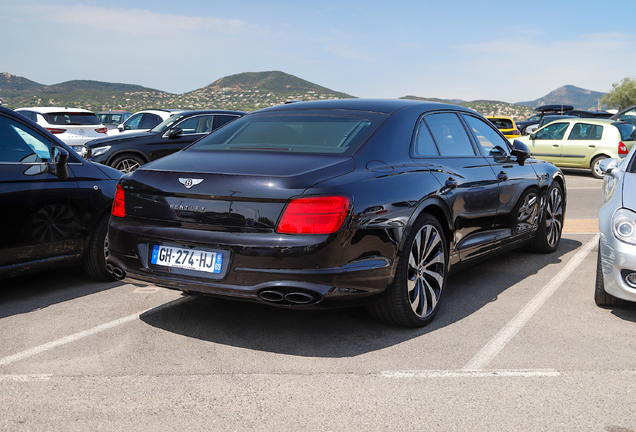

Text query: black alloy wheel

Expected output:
[531,182,564,253]
[112,154,144,173]
[368,213,448,327]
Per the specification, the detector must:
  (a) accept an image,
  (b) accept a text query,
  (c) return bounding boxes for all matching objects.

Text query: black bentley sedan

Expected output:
[85,109,245,172]
[0,105,122,280]
[106,99,566,327]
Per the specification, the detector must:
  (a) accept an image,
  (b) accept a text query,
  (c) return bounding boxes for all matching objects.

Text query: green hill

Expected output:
[0,71,352,112]
[516,85,605,110]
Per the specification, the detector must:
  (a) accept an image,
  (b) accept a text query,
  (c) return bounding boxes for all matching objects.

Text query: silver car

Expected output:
[596,150,636,306]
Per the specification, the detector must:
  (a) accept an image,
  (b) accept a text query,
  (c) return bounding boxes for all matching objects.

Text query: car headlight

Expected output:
[71,145,87,158]
[612,208,636,245]
[90,145,111,157]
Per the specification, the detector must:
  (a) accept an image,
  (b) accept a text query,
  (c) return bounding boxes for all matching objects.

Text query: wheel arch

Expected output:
[400,196,453,256]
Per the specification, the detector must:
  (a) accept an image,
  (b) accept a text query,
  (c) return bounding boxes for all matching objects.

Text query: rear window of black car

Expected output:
[187,111,386,155]
[488,118,514,129]
[43,112,100,125]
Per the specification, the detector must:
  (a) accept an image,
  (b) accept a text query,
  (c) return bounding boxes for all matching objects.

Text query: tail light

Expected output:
[277,196,350,234]
[46,128,66,134]
[95,127,108,134]
[112,184,126,217]
[619,142,629,155]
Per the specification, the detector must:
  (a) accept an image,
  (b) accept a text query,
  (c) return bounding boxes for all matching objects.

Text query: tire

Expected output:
[368,213,448,327]
[591,155,608,179]
[530,182,564,253]
[84,213,116,281]
[594,241,620,307]
[111,154,144,173]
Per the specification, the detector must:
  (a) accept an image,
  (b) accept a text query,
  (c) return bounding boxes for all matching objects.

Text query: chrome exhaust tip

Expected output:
[259,290,286,302]
[285,292,315,304]
[106,262,126,280]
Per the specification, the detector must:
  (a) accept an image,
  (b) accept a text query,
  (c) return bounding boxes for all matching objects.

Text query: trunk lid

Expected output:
[121,151,354,230]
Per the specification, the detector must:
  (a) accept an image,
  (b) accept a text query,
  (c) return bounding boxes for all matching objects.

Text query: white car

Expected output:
[596,150,636,306]
[106,109,183,136]
[15,107,107,157]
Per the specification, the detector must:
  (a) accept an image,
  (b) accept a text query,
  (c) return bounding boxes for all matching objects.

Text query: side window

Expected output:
[462,115,510,156]
[413,120,439,156]
[567,123,602,140]
[123,113,143,130]
[17,110,35,121]
[176,115,215,135]
[423,113,475,156]
[535,122,569,140]
[618,109,636,126]
[139,113,162,129]
[214,115,239,130]
[0,115,52,163]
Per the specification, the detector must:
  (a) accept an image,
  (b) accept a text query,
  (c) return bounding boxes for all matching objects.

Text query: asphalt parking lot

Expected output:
[1,169,635,432]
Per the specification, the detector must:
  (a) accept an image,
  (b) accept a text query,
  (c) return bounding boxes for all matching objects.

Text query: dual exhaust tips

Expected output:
[105,263,318,306]
[259,290,318,305]
[106,263,126,280]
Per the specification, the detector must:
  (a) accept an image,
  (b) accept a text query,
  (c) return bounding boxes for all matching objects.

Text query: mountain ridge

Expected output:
[0,71,608,119]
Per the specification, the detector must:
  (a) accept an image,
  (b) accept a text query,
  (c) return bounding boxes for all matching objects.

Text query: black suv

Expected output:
[85,110,245,172]
[0,106,122,280]
[517,105,612,134]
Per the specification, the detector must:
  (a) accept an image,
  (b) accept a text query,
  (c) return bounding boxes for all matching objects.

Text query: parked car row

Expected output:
[4,97,636,327]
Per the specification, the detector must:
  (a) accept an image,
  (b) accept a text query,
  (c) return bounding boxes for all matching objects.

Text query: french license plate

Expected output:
[151,245,223,274]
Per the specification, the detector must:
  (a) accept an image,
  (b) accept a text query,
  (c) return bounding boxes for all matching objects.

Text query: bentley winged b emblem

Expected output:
[179,178,204,189]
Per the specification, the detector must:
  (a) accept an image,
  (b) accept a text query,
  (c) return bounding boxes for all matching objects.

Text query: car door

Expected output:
[526,121,572,163]
[413,112,500,262]
[461,114,542,247]
[0,113,82,270]
[558,122,604,167]
[148,114,219,161]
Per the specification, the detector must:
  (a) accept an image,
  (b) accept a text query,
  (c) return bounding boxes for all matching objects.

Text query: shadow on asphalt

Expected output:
[140,238,583,358]
[0,264,124,319]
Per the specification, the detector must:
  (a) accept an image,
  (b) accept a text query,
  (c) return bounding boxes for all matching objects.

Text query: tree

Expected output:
[602,77,636,110]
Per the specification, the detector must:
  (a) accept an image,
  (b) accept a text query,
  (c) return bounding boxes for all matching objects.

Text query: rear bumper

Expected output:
[107,217,397,308]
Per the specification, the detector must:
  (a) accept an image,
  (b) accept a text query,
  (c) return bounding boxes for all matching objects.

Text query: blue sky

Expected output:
[2,0,635,103]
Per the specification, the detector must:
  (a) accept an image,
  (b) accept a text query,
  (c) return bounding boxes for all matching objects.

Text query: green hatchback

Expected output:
[517,118,636,178]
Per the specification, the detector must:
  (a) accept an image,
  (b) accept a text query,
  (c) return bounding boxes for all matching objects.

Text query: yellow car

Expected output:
[486,116,521,140]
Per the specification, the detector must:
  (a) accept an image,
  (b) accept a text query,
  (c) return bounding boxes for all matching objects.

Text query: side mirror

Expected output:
[167,127,183,138]
[49,147,69,179]
[511,140,531,166]
[529,133,536,140]
[118,124,124,131]
[599,158,619,177]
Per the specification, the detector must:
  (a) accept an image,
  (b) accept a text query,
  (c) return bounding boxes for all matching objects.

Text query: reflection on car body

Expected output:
[0,106,123,280]
[105,99,567,327]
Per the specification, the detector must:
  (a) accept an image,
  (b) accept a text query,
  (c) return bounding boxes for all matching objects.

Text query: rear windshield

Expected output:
[488,118,514,129]
[43,112,100,125]
[614,122,636,141]
[187,111,385,155]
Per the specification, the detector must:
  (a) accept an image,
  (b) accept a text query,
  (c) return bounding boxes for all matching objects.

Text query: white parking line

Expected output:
[0,297,190,368]
[461,234,599,371]
[0,374,52,381]
[382,369,560,378]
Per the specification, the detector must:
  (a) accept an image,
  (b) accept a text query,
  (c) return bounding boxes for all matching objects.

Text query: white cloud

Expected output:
[10,3,252,37]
